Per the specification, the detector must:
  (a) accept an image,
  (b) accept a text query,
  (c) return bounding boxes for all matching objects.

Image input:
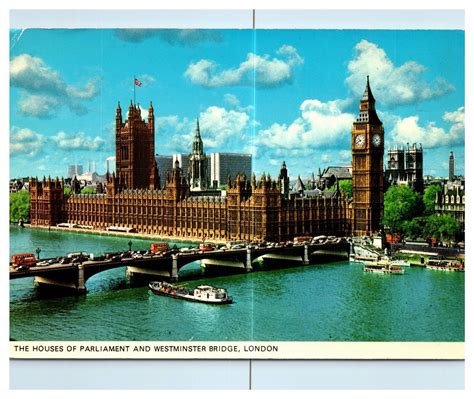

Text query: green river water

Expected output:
[9,226,464,342]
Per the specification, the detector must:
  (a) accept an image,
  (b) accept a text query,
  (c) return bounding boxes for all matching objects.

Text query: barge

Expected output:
[149,281,233,304]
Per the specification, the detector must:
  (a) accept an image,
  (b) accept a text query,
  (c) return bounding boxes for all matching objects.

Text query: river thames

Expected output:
[10,226,464,342]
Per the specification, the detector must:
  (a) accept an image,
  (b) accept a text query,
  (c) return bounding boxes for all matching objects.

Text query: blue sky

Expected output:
[10,28,464,179]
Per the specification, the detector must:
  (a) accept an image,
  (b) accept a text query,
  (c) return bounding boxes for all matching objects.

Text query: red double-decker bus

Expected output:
[11,253,37,268]
[150,242,170,254]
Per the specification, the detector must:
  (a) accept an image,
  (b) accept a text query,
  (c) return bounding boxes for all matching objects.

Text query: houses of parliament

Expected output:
[29,77,384,241]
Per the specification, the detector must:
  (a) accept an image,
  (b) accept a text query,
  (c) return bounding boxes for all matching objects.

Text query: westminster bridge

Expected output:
[9,241,350,294]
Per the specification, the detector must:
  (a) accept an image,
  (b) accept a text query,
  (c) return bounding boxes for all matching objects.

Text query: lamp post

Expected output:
[36,247,41,260]
[128,240,133,252]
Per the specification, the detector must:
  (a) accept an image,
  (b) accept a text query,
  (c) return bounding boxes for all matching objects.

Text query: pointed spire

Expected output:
[355,75,381,125]
[362,75,375,103]
[195,118,201,137]
[294,175,305,194]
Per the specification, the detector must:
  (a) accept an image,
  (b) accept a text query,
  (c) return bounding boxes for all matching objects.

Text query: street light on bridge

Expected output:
[36,247,41,260]
[128,240,133,252]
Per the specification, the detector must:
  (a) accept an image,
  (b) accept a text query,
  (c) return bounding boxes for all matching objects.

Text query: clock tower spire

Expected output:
[351,76,384,236]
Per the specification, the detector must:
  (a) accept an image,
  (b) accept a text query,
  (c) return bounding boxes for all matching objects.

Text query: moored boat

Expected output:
[149,281,233,304]
[389,259,411,267]
[363,262,405,275]
[426,259,464,272]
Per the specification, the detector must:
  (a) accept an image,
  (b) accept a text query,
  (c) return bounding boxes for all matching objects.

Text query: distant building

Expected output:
[435,179,465,233]
[9,177,30,192]
[385,143,423,193]
[155,155,173,185]
[317,166,352,190]
[208,152,252,187]
[449,151,455,181]
[172,154,190,178]
[67,164,83,178]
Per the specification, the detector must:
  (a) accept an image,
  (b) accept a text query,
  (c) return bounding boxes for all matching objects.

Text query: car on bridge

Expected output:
[37,259,56,267]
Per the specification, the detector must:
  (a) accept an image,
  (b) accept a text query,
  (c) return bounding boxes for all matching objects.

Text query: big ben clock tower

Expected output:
[351,76,384,236]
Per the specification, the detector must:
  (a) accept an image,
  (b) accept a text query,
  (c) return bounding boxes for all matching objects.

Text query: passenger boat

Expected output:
[426,259,464,272]
[149,281,233,304]
[389,259,411,267]
[363,262,405,275]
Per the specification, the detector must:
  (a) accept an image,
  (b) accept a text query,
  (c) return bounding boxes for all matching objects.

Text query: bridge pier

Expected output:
[303,244,310,265]
[77,264,86,294]
[171,254,179,281]
[246,246,253,272]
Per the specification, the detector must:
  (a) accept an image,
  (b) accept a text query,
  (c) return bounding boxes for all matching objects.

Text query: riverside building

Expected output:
[29,77,385,240]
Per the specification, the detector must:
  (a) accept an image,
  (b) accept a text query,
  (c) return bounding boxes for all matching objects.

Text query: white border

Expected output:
[3,3,471,393]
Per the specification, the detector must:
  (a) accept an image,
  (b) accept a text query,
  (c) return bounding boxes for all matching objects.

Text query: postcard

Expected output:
[9,10,465,360]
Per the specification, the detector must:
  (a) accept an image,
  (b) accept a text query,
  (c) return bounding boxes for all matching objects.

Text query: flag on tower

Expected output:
[134,78,142,87]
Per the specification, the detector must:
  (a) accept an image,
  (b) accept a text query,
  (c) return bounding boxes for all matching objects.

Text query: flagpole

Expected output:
[133,75,136,105]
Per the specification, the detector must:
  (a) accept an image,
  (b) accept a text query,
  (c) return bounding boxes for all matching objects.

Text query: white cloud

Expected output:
[10,126,45,156]
[200,106,250,147]
[50,131,107,151]
[223,93,254,113]
[18,95,59,119]
[10,54,99,118]
[255,98,354,150]
[346,40,454,107]
[157,106,250,153]
[184,45,304,88]
[389,107,464,148]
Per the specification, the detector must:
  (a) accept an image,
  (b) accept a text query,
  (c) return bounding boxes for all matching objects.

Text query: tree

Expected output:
[423,214,461,243]
[401,216,427,239]
[338,180,353,199]
[423,184,442,215]
[382,185,423,232]
[10,191,30,222]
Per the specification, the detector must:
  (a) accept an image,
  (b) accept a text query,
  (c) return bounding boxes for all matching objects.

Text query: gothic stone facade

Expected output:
[29,171,351,242]
[29,78,384,240]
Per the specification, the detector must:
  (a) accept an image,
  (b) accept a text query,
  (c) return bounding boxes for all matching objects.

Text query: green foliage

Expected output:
[10,191,30,222]
[401,216,427,239]
[64,187,72,195]
[423,214,461,242]
[382,185,423,231]
[423,184,442,215]
[218,184,228,190]
[338,180,353,199]
[81,187,96,194]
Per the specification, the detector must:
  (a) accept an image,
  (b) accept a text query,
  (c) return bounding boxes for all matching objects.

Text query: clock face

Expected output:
[372,134,382,147]
[354,134,365,147]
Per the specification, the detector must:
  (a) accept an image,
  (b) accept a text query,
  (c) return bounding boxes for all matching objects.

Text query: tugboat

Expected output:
[149,281,233,304]
[363,262,405,275]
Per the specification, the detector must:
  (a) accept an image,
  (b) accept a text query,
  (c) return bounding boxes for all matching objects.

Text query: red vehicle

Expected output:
[11,253,37,268]
[150,242,170,254]
[199,243,214,252]
[385,233,400,244]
